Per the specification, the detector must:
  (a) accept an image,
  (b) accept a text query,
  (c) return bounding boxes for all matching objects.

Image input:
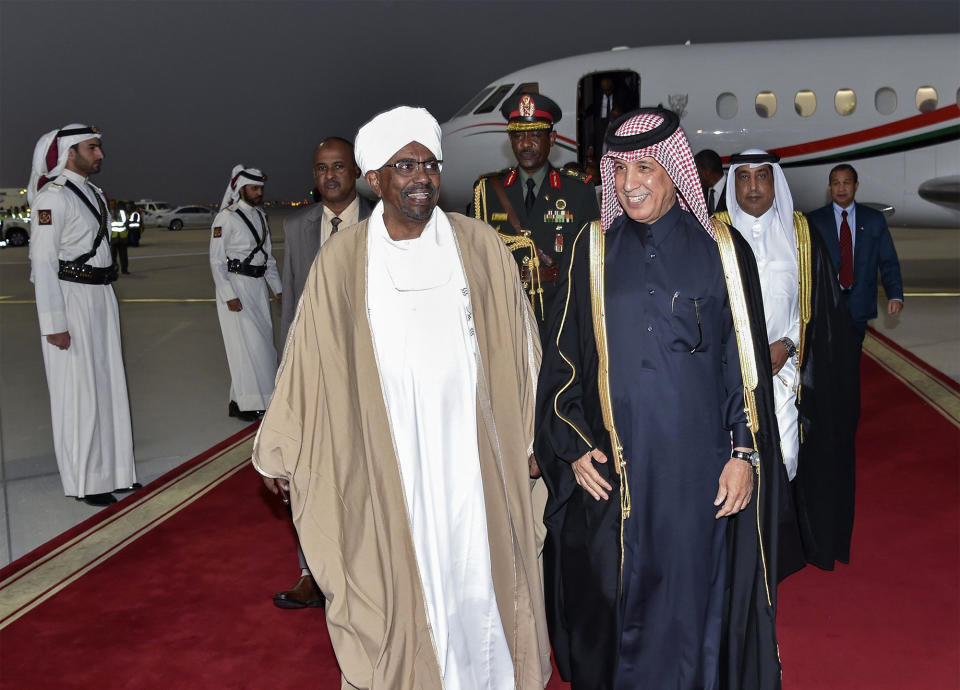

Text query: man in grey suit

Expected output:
[270,137,373,609]
[280,137,374,340]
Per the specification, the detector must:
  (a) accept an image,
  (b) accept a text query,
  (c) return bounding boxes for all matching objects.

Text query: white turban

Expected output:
[28,124,101,204]
[354,106,442,175]
[220,164,266,210]
[725,148,795,238]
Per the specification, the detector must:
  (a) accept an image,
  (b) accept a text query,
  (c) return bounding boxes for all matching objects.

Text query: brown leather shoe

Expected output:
[273,575,324,609]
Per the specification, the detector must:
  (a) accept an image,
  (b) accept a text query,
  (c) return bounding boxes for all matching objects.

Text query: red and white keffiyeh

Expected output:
[600,109,713,237]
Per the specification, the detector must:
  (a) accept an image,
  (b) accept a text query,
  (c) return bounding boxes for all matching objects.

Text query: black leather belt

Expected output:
[227,259,267,278]
[58,260,118,284]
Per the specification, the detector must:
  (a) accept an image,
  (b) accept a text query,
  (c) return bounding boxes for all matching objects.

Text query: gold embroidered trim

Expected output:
[793,211,812,368]
[505,121,552,132]
[713,219,759,432]
[473,178,487,221]
[713,218,772,608]
[552,225,593,450]
[588,222,631,523]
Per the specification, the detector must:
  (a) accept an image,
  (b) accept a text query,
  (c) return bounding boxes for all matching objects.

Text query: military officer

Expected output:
[470,92,600,335]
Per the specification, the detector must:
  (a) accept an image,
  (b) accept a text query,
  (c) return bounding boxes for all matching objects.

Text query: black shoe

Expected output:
[75,492,117,506]
[121,269,130,274]
[273,575,325,609]
[237,409,264,422]
[229,400,241,418]
[114,483,142,493]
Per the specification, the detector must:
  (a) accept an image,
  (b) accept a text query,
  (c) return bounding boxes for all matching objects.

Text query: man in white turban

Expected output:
[209,165,282,421]
[253,106,551,689]
[716,149,859,577]
[28,124,138,507]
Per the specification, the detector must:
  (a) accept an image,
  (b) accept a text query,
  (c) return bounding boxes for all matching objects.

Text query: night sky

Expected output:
[1,0,957,203]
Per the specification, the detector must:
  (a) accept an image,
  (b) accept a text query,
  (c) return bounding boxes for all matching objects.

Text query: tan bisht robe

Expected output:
[253,212,550,690]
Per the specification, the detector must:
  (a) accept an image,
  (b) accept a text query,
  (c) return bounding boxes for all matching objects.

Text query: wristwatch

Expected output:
[731,449,760,467]
[779,337,797,359]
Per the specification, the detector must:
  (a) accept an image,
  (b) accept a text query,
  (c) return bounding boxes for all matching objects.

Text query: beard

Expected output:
[399,183,437,221]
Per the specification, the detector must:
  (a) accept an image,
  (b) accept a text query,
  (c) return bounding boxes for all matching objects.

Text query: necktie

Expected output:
[330,216,342,235]
[524,178,536,213]
[839,210,854,288]
[707,187,716,214]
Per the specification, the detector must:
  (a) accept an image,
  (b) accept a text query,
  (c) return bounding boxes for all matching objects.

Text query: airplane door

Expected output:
[577,71,640,177]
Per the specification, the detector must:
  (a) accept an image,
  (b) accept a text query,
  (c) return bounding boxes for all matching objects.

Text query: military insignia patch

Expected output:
[491,212,508,221]
[213,226,222,238]
[38,210,52,225]
[519,95,535,117]
[555,198,567,211]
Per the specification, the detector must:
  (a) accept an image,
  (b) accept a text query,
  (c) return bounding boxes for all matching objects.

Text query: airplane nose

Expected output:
[439,120,476,209]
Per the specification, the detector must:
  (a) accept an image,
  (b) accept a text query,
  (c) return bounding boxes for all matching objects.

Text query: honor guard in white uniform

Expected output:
[28,124,138,507]
[209,165,282,421]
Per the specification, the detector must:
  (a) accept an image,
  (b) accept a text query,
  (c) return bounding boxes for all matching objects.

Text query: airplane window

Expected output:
[453,87,495,118]
[755,91,777,118]
[794,90,817,117]
[835,89,857,116]
[474,84,515,114]
[875,87,897,115]
[915,86,939,113]
[716,92,738,119]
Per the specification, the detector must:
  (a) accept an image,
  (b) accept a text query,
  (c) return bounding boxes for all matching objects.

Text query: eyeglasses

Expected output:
[381,159,443,175]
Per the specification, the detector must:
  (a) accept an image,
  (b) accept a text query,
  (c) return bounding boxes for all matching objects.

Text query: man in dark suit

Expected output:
[469,92,600,338]
[695,148,726,214]
[280,137,374,341]
[270,136,373,610]
[808,163,904,350]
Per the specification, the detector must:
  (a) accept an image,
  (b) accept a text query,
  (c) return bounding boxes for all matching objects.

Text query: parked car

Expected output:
[0,215,29,247]
[156,205,216,231]
[135,200,172,226]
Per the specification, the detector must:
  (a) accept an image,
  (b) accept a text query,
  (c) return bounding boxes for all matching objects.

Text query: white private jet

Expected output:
[439,34,959,227]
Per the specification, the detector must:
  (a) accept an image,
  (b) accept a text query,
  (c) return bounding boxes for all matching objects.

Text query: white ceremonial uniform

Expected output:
[741,204,801,479]
[29,169,136,497]
[367,203,515,690]
[209,200,282,411]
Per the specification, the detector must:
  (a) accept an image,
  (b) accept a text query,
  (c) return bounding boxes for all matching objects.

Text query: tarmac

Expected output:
[0,212,957,566]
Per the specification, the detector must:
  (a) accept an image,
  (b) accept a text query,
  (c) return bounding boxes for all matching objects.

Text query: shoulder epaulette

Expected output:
[563,168,592,183]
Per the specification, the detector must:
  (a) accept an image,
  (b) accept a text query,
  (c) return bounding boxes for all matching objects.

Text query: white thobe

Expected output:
[209,201,281,411]
[29,169,136,496]
[740,205,801,479]
[367,203,514,690]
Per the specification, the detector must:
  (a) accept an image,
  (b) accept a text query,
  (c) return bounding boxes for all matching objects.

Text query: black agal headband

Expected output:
[604,107,679,151]
[729,151,781,165]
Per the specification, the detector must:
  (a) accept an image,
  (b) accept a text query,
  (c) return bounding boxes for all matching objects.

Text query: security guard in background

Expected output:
[470,92,600,337]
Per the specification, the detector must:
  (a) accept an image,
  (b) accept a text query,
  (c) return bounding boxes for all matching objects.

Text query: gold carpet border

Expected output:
[864,332,960,429]
[0,433,256,629]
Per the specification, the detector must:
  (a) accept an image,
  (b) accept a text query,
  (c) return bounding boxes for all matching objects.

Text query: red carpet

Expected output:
[1,338,957,689]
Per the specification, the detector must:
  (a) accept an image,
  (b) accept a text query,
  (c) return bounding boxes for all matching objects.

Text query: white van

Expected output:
[135,200,172,226]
